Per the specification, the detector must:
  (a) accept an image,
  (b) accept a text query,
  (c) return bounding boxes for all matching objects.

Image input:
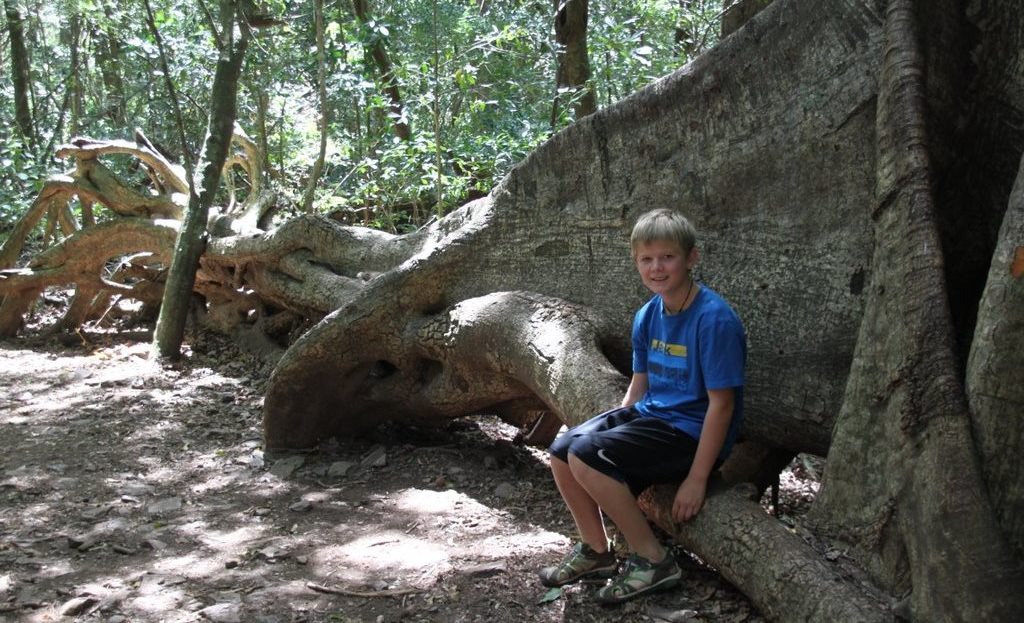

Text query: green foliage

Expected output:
[0,136,48,235]
[0,0,724,233]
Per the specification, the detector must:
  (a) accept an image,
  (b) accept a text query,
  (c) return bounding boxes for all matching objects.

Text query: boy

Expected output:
[539,208,747,605]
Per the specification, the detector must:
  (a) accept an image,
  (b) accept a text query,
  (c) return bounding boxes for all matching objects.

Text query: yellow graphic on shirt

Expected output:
[650,339,687,358]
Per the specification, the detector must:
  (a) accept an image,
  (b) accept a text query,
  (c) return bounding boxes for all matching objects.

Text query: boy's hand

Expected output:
[672,476,707,522]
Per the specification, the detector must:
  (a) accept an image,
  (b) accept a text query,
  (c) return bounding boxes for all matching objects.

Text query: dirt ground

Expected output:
[0,316,821,623]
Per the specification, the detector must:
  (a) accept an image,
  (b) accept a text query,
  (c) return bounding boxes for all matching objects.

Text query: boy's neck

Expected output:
[662,279,697,315]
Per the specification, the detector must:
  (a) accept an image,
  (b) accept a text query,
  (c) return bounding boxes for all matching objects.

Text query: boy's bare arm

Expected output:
[621,373,649,407]
[672,388,735,522]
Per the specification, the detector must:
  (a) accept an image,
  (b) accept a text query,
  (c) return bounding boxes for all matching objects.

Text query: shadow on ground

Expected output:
[1,330,766,623]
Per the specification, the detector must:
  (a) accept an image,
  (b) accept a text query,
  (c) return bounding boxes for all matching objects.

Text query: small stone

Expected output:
[81,504,111,519]
[59,595,99,616]
[118,482,155,497]
[646,606,699,622]
[248,451,265,469]
[288,499,313,512]
[269,455,304,478]
[199,602,241,623]
[256,546,288,562]
[67,534,88,549]
[327,461,355,477]
[493,482,515,498]
[147,497,182,515]
[459,560,507,578]
[141,538,167,551]
[361,447,387,468]
[295,555,308,565]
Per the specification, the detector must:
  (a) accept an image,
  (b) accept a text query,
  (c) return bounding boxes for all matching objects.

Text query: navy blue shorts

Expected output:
[548,406,702,497]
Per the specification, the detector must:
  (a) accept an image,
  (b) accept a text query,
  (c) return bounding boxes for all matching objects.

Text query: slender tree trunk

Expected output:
[431,0,443,219]
[253,87,273,176]
[95,0,126,126]
[301,0,329,214]
[351,0,411,141]
[67,11,83,136]
[553,0,596,124]
[153,0,250,359]
[5,0,35,146]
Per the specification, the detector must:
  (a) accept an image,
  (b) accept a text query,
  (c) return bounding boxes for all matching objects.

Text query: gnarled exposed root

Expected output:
[640,483,892,622]
[0,219,176,336]
[263,289,628,449]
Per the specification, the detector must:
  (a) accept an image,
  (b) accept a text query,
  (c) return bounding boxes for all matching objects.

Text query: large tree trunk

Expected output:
[790,1,1024,619]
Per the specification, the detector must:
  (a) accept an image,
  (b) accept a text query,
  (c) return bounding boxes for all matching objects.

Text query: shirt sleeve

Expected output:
[698,313,746,390]
[631,307,649,374]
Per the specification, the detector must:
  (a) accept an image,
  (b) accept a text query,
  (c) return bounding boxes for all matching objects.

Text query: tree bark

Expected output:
[4,0,35,145]
[95,0,126,126]
[553,0,596,123]
[967,153,1024,560]
[721,0,773,38]
[153,0,250,359]
[301,0,329,214]
[640,483,890,621]
[808,1,1024,619]
[351,0,411,141]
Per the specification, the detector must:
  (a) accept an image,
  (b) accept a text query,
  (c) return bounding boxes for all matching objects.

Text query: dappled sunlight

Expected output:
[0,341,600,620]
[337,531,449,570]
[193,525,266,553]
[394,486,481,514]
[150,551,229,577]
[299,482,570,593]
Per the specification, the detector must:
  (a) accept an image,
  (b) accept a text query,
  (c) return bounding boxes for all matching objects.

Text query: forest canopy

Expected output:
[0,0,724,236]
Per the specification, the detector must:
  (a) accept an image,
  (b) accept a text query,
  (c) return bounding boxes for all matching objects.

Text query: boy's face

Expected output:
[634,239,697,300]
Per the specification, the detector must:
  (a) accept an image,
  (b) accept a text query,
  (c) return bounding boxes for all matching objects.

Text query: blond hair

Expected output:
[630,209,697,257]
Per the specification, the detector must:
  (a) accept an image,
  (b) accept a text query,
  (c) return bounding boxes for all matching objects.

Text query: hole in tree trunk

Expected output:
[369,360,398,379]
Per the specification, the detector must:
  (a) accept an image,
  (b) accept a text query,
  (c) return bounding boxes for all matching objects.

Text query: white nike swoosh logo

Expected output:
[597,448,617,466]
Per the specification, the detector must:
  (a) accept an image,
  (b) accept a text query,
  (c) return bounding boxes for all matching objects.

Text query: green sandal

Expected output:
[538,542,618,587]
[597,552,681,605]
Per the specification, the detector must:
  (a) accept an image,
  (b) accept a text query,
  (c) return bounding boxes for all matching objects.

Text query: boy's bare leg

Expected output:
[567,454,666,563]
[550,457,609,551]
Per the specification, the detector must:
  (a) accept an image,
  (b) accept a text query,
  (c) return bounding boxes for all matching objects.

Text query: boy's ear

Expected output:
[686,247,700,269]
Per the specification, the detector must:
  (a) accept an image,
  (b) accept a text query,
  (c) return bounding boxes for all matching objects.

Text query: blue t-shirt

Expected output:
[631,286,747,460]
